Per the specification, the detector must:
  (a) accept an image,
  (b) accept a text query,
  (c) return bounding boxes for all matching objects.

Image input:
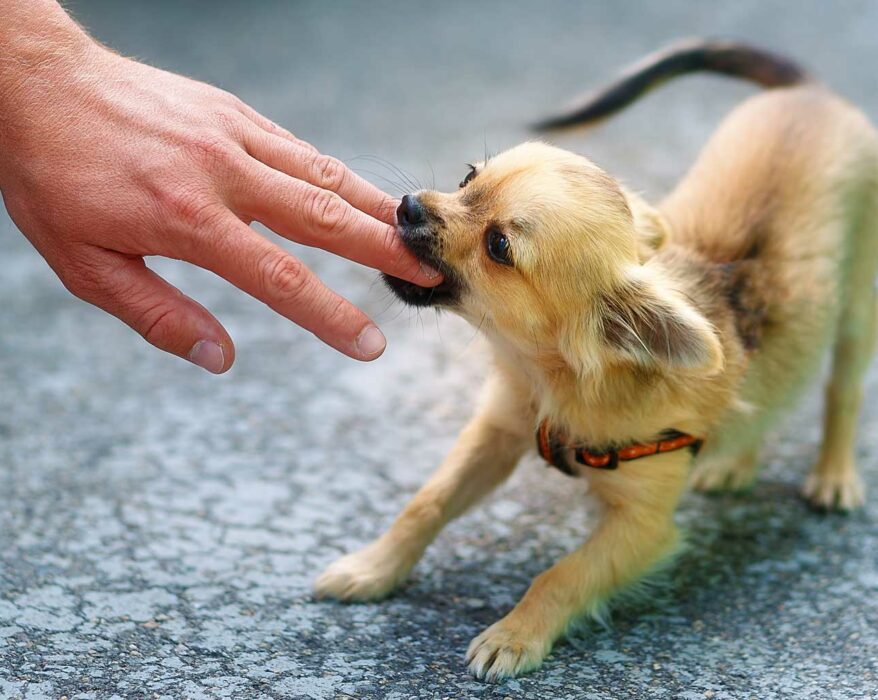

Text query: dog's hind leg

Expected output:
[803,192,878,511]
[804,290,876,510]
[314,369,533,602]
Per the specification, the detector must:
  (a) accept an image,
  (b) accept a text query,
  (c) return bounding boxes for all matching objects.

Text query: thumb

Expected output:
[69,253,235,373]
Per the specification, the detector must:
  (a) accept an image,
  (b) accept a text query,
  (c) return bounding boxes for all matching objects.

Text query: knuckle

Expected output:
[214,110,247,140]
[185,132,238,166]
[139,304,179,346]
[305,189,347,236]
[310,154,346,192]
[154,183,222,231]
[321,295,352,329]
[57,258,106,301]
[261,254,310,303]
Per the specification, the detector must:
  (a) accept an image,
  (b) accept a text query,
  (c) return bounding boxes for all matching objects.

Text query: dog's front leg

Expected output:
[315,369,533,602]
[467,451,690,681]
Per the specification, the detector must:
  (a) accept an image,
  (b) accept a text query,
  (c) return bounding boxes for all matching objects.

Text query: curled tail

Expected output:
[534,38,812,131]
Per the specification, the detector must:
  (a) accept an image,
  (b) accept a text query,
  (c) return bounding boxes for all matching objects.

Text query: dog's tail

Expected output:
[533,38,812,131]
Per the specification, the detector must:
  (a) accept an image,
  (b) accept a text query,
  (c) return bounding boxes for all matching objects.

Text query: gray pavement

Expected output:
[2,1,878,698]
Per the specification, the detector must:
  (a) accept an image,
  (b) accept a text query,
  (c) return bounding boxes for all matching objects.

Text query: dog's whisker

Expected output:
[346,165,411,197]
[346,156,413,192]
[350,154,424,194]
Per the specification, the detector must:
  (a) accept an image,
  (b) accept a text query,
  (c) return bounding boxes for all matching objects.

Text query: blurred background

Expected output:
[2,2,877,698]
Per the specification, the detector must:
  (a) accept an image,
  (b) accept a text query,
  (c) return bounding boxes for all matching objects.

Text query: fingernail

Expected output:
[356,325,386,358]
[420,262,441,280]
[188,340,225,374]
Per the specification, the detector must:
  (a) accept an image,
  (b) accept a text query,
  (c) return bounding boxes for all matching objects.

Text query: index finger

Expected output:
[242,127,398,226]
[229,160,442,287]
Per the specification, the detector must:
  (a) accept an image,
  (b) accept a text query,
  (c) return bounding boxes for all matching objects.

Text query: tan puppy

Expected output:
[315,40,878,680]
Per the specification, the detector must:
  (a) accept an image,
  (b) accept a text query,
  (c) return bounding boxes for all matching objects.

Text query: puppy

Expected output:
[315,40,878,680]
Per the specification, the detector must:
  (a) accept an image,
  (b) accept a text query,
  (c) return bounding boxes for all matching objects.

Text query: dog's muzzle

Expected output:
[382,194,462,307]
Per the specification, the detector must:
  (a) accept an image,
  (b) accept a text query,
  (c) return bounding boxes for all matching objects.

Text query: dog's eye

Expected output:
[459,165,477,189]
[485,227,513,266]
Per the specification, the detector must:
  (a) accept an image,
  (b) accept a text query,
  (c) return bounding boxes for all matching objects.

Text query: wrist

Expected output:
[0,1,104,156]
[0,1,96,112]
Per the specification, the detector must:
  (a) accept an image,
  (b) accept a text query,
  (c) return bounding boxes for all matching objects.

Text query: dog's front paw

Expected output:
[314,542,412,602]
[466,616,552,682]
[802,469,865,512]
[690,452,758,494]
[691,464,755,493]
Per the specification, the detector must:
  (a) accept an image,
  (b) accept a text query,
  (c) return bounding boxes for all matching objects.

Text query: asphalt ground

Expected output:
[1,2,877,698]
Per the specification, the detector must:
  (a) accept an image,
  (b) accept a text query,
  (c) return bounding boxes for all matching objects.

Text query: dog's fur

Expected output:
[315,40,878,680]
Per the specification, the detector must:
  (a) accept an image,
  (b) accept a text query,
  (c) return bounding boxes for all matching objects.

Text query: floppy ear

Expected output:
[599,275,723,373]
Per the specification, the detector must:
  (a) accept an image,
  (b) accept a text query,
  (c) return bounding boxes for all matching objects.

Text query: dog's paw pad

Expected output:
[465,619,549,682]
[314,549,406,602]
[802,471,865,512]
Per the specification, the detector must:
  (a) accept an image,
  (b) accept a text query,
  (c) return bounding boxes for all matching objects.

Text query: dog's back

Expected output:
[536,39,878,258]
[537,39,878,268]
[539,40,878,506]
[670,83,878,467]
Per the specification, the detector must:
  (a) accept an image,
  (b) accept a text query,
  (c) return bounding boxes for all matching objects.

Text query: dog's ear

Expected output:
[599,272,723,373]
[622,188,668,261]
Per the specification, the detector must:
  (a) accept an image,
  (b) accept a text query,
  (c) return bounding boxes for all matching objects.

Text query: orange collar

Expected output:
[536,419,703,475]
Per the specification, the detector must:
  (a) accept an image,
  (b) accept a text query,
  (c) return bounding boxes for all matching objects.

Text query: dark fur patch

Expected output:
[652,245,769,354]
[718,261,767,350]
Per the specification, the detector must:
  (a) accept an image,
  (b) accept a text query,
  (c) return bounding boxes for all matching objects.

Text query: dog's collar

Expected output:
[536,419,703,476]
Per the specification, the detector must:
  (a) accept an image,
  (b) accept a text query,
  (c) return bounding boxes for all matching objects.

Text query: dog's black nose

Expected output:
[397,194,427,227]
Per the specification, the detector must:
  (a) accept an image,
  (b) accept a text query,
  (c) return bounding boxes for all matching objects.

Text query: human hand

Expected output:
[0,10,439,372]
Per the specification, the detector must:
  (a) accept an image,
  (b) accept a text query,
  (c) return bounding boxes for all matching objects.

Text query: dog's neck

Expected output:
[488,245,748,445]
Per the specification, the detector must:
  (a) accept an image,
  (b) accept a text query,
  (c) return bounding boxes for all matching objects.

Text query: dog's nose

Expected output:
[397,194,427,227]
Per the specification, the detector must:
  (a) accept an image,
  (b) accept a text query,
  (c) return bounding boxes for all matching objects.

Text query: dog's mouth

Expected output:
[382,196,464,307]
[381,231,462,307]
[382,270,461,307]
